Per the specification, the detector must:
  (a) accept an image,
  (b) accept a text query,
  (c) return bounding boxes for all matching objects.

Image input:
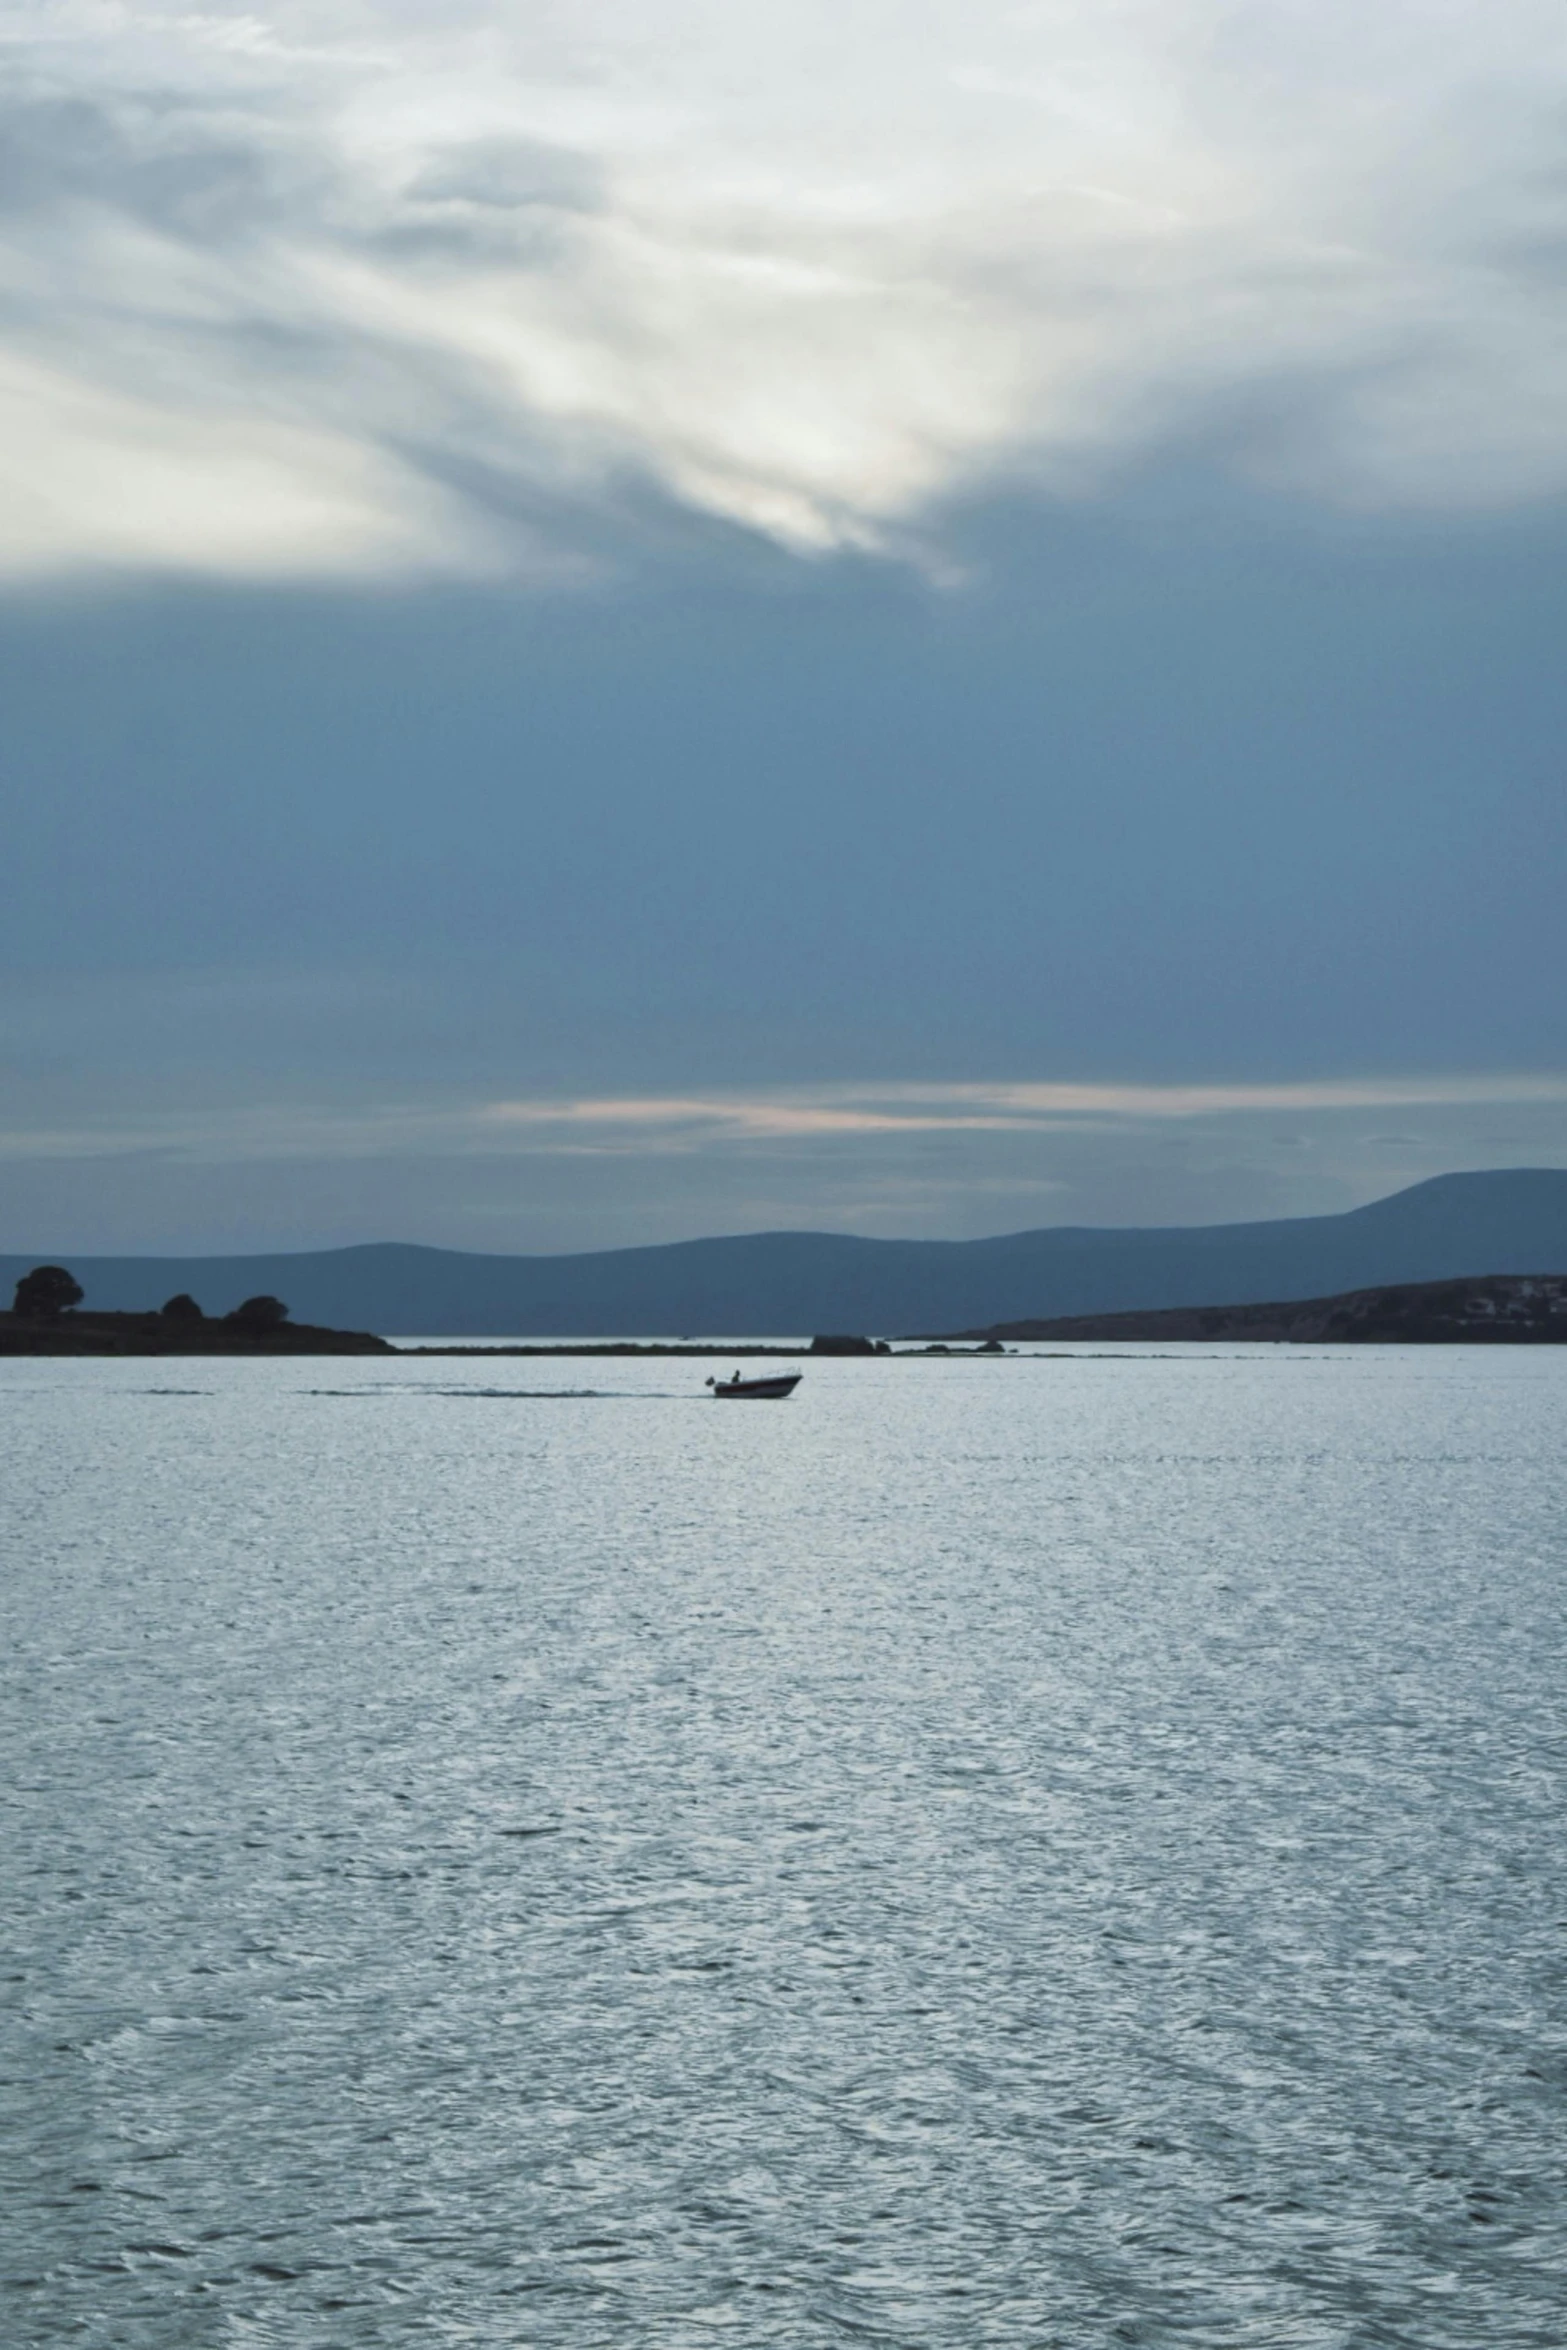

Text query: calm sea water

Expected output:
[3,1349,1564,2348]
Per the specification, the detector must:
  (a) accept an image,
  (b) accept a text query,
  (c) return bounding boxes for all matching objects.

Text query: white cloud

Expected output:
[7,1071,1564,1165]
[3,0,1567,579]
[476,1074,1567,1147]
[0,347,498,578]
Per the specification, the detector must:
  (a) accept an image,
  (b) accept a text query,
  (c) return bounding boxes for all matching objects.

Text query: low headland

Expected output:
[0,1310,391,1356]
[0,1268,389,1354]
[947,1272,1567,1345]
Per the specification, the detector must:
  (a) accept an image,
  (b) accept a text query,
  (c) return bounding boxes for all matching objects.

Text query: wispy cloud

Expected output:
[6,1072,1566,1166]
[478,1075,1567,1145]
[4,1,1567,579]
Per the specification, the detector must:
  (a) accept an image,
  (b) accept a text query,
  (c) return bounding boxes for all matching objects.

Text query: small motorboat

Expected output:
[706,1370,802,1400]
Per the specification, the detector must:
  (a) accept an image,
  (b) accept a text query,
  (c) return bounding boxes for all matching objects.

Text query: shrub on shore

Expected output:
[13,1266,84,1319]
[227,1295,290,1331]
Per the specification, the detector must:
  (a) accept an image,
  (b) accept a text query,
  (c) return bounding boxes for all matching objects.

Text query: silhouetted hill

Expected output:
[0,1312,390,1356]
[4,1170,1567,1337]
[958,1271,1567,1344]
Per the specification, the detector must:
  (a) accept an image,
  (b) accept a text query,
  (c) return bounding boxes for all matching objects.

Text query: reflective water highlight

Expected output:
[3,1348,1564,2345]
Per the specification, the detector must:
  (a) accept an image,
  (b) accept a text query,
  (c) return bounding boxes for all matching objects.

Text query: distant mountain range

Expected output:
[5,1169,1567,1337]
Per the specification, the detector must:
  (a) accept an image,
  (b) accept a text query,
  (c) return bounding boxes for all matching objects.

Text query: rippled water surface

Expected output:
[3,1348,1565,2347]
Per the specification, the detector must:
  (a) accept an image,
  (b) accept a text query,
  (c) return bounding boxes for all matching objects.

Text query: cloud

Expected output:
[0,345,500,578]
[7,1071,1566,1166]
[4,1,1567,579]
[477,1074,1567,1146]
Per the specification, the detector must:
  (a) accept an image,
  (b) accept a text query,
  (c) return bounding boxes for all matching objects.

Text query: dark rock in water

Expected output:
[950,1272,1567,1345]
[810,1334,879,1355]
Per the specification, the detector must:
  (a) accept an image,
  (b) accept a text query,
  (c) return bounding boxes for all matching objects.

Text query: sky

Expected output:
[2,0,1566,1253]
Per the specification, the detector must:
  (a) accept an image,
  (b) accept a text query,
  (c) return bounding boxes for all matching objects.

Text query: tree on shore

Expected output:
[161,1293,204,1321]
[13,1265,84,1318]
[227,1295,289,1331]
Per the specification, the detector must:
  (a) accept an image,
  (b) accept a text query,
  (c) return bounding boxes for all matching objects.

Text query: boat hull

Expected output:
[709,1372,801,1399]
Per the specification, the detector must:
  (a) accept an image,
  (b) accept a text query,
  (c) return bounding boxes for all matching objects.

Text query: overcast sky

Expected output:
[3,0,1565,1252]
